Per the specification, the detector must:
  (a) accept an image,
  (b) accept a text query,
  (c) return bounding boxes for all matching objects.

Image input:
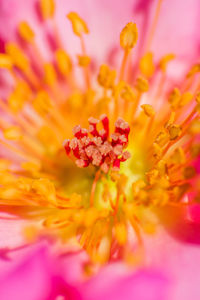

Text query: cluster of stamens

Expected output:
[64,115,131,173]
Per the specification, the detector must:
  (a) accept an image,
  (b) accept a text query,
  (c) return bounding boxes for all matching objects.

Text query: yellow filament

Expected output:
[146,0,163,51]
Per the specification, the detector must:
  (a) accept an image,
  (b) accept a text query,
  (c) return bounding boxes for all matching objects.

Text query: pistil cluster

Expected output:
[64,115,131,173]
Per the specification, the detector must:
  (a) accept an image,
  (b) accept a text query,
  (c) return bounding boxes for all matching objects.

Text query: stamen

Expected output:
[120,22,138,50]
[139,52,155,78]
[0,54,13,69]
[18,22,35,43]
[120,22,138,80]
[67,12,89,37]
[40,0,55,20]
[159,54,175,72]
[145,0,163,52]
[56,49,72,76]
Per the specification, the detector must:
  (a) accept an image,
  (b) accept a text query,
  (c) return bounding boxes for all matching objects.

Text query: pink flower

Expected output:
[0,244,169,300]
[0,0,200,299]
[0,245,81,300]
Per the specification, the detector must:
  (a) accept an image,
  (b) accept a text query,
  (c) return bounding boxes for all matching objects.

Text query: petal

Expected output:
[151,0,200,60]
[81,264,169,300]
[155,205,200,244]
[0,246,52,300]
[144,227,200,300]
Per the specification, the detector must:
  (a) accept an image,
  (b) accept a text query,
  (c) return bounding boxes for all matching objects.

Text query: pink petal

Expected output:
[189,204,200,223]
[156,205,200,244]
[81,265,169,300]
[0,0,199,64]
[144,226,200,300]
[0,247,52,300]
[150,0,200,60]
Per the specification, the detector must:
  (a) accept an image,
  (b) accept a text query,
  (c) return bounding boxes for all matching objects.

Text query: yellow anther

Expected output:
[156,177,169,189]
[68,92,83,109]
[40,0,55,19]
[16,80,31,97]
[141,104,155,117]
[113,81,125,98]
[152,142,162,158]
[120,83,136,102]
[190,144,200,158]
[93,236,110,264]
[150,187,169,206]
[196,92,200,104]
[67,12,89,37]
[37,126,59,154]
[23,225,38,242]
[84,89,95,106]
[187,64,200,78]
[135,76,149,92]
[0,159,11,171]
[168,88,181,110]
[78,55,91,67]
[183,166,196,179]
[21,161,41,173]
[170,147,185,164]
[0,172,15,185]
[18,21,35,42]
[8,92,23,113]
[155,131,169,147]
[98,64,116,89]
[189,119,200,134]
[167,111,176,126]
[120,22,138,50]
[17,177,32,192]
[44,63,57,86]
[8,81,30,113]
[70,193,82,207]
[132,179,146,195]
[84,208,98,227]
[117,174,128,194]
[3,126,22,141]
[167,124,181,140]
[146,169,159,185]
[58,193,82,208]
[115,223,127,245]
[73,209,85,224]
[0,187,20,200]
[180,92,193,107]
[139,52,155,78]
[6,43,29,71]
[159,53,175,72]
[157,160,167,176]
[32,178,56,204]
[0,54,13,69]
[33,91,52,115]
[195,103,200,112]
[55,49,72,75]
